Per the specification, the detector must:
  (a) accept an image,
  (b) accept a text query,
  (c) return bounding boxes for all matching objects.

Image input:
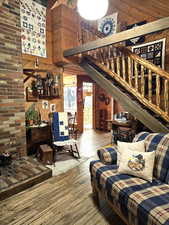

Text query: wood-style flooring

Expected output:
[0,129,125,225]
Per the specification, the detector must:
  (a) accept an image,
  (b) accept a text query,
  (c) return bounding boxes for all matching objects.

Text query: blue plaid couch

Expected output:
[90,132,169,225]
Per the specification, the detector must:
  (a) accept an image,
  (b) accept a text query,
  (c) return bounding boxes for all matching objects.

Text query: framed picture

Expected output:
[26,87,38,102]
[42,100,49,109]
[50,104,56,112]
[132,38,166,70]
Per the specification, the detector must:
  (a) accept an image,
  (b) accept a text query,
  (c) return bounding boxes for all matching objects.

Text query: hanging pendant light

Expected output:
[77,0,109,21]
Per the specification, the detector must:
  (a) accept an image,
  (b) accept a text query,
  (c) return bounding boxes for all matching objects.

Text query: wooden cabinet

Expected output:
[26,125,52,155]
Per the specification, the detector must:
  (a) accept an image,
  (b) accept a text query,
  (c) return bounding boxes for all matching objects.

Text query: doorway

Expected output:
[83,82,93,129]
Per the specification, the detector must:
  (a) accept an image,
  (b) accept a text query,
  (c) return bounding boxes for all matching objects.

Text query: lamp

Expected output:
[77,0,109,21]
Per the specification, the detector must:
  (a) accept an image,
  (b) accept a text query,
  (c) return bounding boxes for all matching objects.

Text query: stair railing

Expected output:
[84,45,169,121]
[66,17,169,122]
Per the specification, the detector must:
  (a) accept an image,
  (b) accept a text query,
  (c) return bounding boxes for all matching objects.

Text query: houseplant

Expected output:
[25,104,41,126]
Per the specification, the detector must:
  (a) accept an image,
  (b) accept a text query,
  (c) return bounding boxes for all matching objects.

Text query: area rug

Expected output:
[46,152,89,176]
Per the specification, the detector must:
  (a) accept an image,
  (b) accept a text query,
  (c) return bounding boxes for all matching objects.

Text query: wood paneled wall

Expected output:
[108,0,169,71]
[23,4,64,121]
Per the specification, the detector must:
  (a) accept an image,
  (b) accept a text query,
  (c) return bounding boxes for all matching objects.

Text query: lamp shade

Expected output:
[77,0,109,21]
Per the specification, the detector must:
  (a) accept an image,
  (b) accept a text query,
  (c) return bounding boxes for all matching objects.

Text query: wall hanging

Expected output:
[125,21,147,46]
[98,12,118,36]
[132,38,166,69]
[20,0,46,57]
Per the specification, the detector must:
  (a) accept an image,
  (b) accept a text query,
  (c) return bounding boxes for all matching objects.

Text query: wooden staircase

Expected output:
[64,17,169,132]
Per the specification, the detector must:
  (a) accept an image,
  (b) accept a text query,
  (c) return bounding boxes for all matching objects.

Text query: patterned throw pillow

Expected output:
[117,140,145,166]
[118,149,155,182]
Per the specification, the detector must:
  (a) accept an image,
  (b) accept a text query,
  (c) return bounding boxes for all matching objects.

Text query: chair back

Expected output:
[52,112,69,142]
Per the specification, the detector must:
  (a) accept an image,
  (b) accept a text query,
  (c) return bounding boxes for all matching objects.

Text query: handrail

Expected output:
[116,47,169,79]
[64,16,169,57]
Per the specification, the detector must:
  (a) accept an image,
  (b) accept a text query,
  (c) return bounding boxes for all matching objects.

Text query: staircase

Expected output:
[64,17,169,133]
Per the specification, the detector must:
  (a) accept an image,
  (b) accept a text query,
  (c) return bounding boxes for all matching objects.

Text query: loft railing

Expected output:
[64,17,169,122]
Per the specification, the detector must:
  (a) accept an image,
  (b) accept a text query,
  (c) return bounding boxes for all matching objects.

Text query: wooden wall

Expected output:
[108,0,169,71]
[23,4,64,121]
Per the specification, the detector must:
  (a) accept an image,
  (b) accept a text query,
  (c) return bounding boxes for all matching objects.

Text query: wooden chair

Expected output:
[51,112,80,159]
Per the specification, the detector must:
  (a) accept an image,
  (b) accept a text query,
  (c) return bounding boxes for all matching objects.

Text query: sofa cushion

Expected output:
[118,149,155,182]
[97,145,117,164]
[90,160,169,225]
[133,132,169,182]
[117,140,145,166]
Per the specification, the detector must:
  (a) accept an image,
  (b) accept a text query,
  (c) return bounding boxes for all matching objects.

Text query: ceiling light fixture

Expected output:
[77,0,109,21]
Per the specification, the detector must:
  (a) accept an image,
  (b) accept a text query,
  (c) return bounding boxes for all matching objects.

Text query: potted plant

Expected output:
[25,104,41,126]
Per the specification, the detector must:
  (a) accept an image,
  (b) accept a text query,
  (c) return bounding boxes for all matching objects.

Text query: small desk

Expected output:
[26,124,52,155]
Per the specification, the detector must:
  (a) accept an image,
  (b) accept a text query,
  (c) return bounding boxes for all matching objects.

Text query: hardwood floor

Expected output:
[0,129,125,225]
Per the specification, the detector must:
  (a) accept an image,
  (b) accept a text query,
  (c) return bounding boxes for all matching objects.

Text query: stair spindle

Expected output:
[116,57,120,76]
[122,54,126,81]
[148,69,152,103]
[164,79,169,113]
[110,58,115,72]
[141,65,145,97]
[128,56,132,86]
[156,74,160,107]
[134,61,138,91]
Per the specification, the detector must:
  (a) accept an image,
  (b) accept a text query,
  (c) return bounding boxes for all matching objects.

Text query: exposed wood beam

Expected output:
[64,16,169,57]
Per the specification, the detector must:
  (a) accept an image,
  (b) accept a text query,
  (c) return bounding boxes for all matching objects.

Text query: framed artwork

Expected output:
[50,104,56,112]
[132,39,166,95]
[26,87,38,102]
[98,12,118,36]
[126,21,147,46]
[132,38,166,70]
[42,100,48,109]
[20,0,46,57]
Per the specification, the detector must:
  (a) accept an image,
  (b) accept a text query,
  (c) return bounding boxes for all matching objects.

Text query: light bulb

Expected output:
[77,0,109,21]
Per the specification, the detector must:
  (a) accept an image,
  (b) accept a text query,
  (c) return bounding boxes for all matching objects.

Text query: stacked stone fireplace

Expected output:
[0,0,26,160]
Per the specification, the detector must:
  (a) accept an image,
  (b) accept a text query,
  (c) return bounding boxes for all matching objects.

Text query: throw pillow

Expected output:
[118,149,155,182]
[117,140,145,166]
[97,145,117,164]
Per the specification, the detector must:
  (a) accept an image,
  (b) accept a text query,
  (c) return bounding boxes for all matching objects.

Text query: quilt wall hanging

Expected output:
[98,12,118,36]
[20,0,47,57]
[126,21,147,46]
[132,38,166,69]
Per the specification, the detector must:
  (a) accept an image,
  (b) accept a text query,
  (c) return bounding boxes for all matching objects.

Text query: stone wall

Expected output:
[0,0,26,157]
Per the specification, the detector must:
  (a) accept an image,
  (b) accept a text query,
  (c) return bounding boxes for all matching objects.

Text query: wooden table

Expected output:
[111,120,132,143]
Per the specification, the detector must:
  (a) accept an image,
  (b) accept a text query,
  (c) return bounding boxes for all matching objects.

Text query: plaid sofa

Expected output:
[90,132,169,225]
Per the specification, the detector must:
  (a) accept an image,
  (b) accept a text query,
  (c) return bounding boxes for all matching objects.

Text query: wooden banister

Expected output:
[66,17,169,124]
[117,46,169,79]
[64,17,169,57]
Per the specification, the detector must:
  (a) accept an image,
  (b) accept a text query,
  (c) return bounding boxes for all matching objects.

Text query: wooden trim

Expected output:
[64,17,169,57]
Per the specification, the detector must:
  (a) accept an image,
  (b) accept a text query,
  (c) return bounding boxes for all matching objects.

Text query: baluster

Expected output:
[122,54,126,81]
[134,61,138,91]
[156,74,160,107]
[128,57,132,86]
[110,58,115,72]
[116,57,120,76]
[141,65,145,97]
[164,79,169,113]
[148,69,152,103]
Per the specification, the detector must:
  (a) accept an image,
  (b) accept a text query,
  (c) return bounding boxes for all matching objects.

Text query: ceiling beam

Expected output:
[64,16,169,57]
